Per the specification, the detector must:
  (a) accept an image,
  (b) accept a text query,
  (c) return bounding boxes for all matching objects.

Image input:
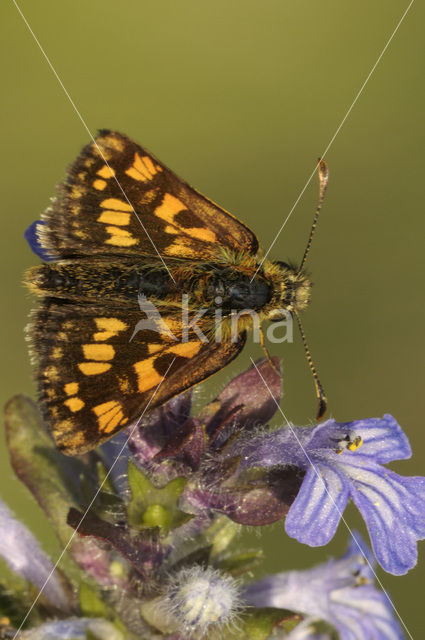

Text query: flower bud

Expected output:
[143,566,241,637]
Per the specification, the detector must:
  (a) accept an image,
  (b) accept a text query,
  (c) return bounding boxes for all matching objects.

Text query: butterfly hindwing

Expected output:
[39,130,258,260]
[29,299,246,455]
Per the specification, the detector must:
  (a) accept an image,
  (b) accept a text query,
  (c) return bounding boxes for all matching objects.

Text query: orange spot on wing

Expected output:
[147,343,163,355]
[126,166,146,181]
[64,382,79,396]
[64,397,85,412]
[184,227,216,242]
[93,400,124,433]
[168,341,203,358]
[95,318,128,332]
[125,153,159,182]
[93,179,107,190]
[142,155,156,175]
[78,362,111,375]
[100,198,133,211]
[105,235,138,247]
[98,210,131,226]
[133,357,163,392]
[93,401,119,415]
[94,331,115,342]
[155,193,186,224]
[83,344,115,361]
[105,224,138,247]
[105,226,132,237]
[97,165,116,179]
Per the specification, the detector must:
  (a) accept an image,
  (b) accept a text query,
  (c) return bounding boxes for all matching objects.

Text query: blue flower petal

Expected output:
[335,415,411,463]
[0,499,70,612]
[27,618,123,640]
[350,468,425,574]
[285,464,350,546]
[331,585,404,640]
[244,534,404,640]
[25,220,55,261]
[305,415,411,464]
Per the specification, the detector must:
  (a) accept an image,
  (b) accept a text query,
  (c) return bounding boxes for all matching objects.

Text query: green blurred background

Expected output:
[1,0,424,635]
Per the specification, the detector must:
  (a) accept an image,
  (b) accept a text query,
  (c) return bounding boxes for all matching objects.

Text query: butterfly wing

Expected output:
[29,300,246,455]
[38,130,258,260]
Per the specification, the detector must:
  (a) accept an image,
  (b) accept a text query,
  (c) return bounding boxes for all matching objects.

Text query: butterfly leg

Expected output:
[259,325,280,375]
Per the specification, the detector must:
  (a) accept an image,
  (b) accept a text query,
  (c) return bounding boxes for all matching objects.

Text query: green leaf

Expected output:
[216,548,264,576]
[0,581,31,628]
[230,607,301,640]
[96,460,117,496]
[79,583,109,618]
[79,584,130,640]
[205,515,239,557]
[127,461,192,532]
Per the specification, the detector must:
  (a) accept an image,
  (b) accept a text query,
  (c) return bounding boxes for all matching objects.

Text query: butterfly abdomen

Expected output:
[25,261,172,306]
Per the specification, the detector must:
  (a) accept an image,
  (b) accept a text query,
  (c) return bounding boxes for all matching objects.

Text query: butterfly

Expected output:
[25,130,328,455]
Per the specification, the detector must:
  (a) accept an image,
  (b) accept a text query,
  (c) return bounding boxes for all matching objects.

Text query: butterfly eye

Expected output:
[275,260,291,270]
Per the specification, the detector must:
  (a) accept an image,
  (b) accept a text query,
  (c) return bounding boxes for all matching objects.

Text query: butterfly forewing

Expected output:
[39,130,258,260]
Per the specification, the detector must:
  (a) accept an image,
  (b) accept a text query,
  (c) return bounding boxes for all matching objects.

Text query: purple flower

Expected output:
[232,415,425,575]
[71,536,128,588]
[244,534,404,640]
[126,391,194,483]
[126,357,286,491]
[0,499,70,612]
[126,358,303,527]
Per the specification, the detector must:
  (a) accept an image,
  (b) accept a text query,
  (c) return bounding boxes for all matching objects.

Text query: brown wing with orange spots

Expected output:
[30,300,246,455]
[38,130,258,260]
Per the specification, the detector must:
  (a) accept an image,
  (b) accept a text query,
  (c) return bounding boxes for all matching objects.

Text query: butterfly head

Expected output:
[265,261,311,320]
[262,261,326,421]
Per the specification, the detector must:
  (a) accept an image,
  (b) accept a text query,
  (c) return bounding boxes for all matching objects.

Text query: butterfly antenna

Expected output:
[294,311,327,420]
[298,158,329,273]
